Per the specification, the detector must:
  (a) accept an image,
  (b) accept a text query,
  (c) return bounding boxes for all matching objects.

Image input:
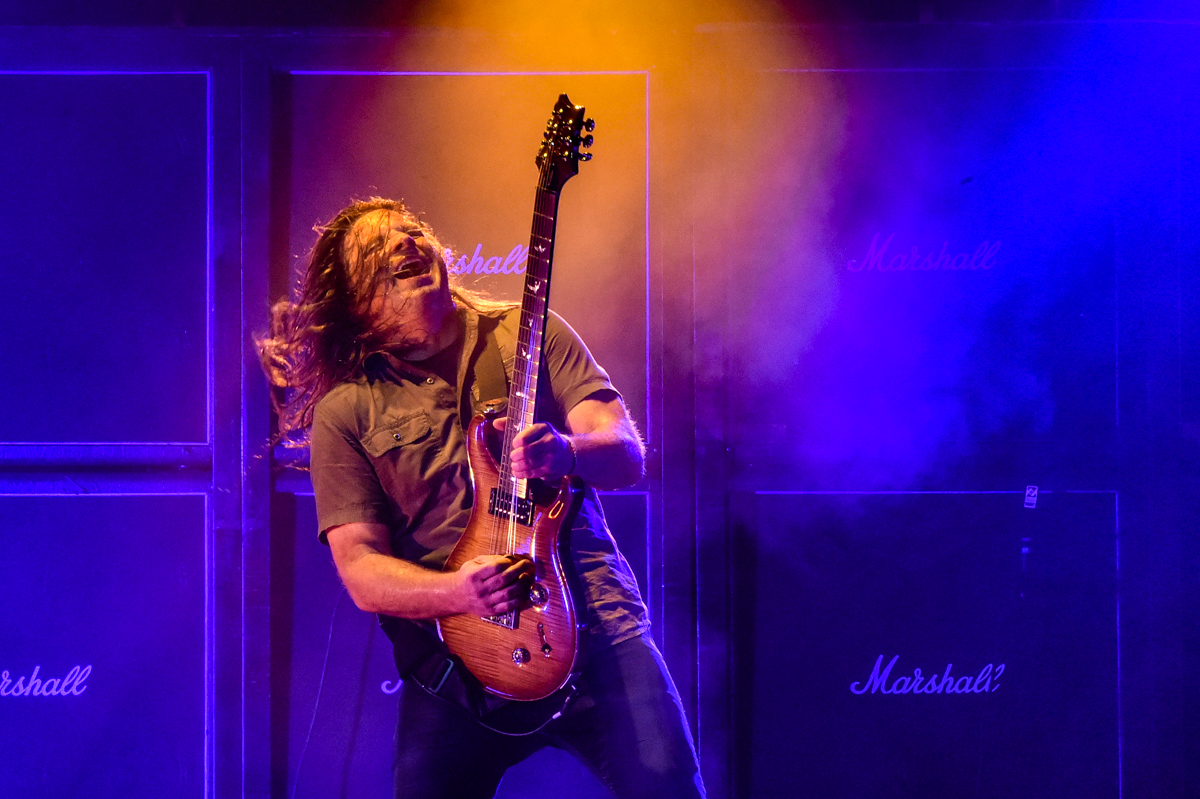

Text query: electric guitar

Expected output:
[437,94,595,702]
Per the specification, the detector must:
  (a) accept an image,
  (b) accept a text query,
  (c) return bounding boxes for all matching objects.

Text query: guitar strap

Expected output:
[472,313,510,410]
[377,313,572,735]
[377,613,519,727]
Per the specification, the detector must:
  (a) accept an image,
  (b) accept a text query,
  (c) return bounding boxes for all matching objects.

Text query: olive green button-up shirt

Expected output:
[310,304,649,644]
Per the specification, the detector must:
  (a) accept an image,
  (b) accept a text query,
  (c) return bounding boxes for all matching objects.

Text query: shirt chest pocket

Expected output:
[361,411,432,458]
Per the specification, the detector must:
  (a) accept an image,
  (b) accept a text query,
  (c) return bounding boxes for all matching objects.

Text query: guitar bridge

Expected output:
[482,610,518,629]
[489,488,534,526]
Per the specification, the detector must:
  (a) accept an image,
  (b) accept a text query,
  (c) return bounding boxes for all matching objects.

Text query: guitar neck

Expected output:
[498,181,561,491]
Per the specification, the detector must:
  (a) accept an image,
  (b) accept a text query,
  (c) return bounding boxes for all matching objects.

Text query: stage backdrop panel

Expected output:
[0,495,206,799]
[278,493,640,798]
[734,491,1117,799]
[723,68,1117,492]
[272,70,651,798]
[0,72,208,444]
[276,71,648,429]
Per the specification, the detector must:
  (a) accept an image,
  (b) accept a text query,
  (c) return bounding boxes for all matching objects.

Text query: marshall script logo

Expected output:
[850,655,1004,695]
[447,244,530,276]
[846,233,1001,273]
[0,665,91,697]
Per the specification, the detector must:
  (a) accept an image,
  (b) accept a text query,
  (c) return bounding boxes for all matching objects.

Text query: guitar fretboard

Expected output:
[496,174,561,499]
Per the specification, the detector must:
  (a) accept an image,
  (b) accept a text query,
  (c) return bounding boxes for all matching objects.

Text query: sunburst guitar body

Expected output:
[438,415,585,700]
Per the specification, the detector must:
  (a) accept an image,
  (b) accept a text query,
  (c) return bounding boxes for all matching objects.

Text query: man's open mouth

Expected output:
[392,260,430,280]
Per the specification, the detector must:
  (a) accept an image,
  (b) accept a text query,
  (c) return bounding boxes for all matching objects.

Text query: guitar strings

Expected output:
[490,153,554,562]
[508,171,548,557]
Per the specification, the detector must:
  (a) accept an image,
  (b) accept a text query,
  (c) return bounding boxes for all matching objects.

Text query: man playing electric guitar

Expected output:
[260,197,705,799]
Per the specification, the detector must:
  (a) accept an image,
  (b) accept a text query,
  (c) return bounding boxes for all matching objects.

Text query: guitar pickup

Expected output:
[488,488,535,526]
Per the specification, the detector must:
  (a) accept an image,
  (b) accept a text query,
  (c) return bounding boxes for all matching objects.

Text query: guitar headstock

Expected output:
[535,93,595,194]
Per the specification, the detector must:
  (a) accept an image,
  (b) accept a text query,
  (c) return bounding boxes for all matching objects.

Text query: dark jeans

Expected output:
[393,633,706,799]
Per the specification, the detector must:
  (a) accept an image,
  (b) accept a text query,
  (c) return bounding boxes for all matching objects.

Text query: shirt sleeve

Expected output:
[309,387,391,543]
[542,310,621,416]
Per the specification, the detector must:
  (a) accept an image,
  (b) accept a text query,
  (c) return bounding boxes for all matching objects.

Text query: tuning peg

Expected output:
[580,152,592,161]
[584,118,596,132]
[580,134,594,148]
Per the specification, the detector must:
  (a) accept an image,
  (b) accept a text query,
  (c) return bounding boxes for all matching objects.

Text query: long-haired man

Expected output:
[261,198,704,799]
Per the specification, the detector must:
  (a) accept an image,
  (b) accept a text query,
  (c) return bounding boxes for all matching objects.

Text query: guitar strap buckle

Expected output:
[427,657,455,695]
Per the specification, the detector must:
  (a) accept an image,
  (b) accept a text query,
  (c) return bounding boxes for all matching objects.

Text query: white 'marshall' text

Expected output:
[849,655,1004,695]
[0,665,91,697]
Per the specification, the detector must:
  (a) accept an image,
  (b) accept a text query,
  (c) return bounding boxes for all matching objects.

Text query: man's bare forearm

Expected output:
[327,522,533,620]
[339,548,466,618]
[567,424,644,490]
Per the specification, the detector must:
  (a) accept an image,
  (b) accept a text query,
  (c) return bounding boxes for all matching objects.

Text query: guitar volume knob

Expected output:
[528,582,549,606]
[512,647,531,665]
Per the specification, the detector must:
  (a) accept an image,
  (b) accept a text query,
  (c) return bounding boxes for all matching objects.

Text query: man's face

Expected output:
[344,209,455,358]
